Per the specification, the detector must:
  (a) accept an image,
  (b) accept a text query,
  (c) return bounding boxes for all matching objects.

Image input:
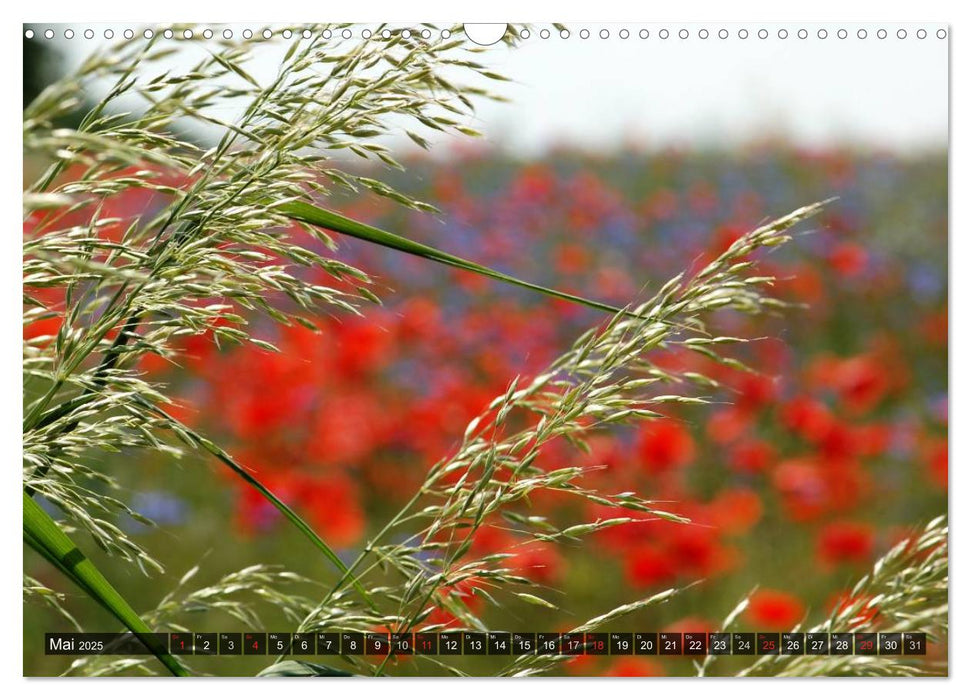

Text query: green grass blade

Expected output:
[142,400,376,610]
[23,492,189,677]
[280,201,633,317]
[258,660,354,677]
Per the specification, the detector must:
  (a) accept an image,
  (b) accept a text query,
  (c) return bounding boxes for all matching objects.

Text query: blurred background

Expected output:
[24,25,948,676]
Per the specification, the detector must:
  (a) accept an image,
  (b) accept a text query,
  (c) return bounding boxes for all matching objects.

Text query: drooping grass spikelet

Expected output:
[719,515,948,677]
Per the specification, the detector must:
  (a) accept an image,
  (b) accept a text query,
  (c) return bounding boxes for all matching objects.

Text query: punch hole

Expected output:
[464,24,508,46]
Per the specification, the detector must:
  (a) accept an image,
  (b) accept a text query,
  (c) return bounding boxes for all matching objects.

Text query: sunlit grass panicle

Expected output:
[290,203,826,676]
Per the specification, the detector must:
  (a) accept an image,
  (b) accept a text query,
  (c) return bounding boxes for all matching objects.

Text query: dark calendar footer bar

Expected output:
[45,631,927,657]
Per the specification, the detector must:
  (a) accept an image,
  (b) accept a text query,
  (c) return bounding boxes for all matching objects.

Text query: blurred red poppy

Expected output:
[625,543,677,588]
[828,591,881,629]
[636,419,696,474]
[729,439,776,475]
[706,407,753,445]
[708,488,763,535]
[829,241,869,277]
[604,658,664,677]
[817,521,876,566]
[773,458,828,521]
[746,589,806,630]
[924,437,948,488]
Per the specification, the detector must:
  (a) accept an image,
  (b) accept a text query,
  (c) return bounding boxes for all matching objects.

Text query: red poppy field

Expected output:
[24,143,947,676]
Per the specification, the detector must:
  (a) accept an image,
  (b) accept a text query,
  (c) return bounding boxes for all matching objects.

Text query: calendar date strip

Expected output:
[46,631,927,657]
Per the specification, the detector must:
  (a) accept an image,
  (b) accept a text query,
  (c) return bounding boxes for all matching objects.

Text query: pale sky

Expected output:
[479,23,948,152]
[35,22,949,154]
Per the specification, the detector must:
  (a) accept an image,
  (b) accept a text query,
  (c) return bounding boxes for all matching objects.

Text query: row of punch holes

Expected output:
[25,26,949,42]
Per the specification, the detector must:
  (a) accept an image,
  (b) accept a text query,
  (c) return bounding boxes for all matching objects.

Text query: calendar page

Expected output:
[22,18,948,682]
